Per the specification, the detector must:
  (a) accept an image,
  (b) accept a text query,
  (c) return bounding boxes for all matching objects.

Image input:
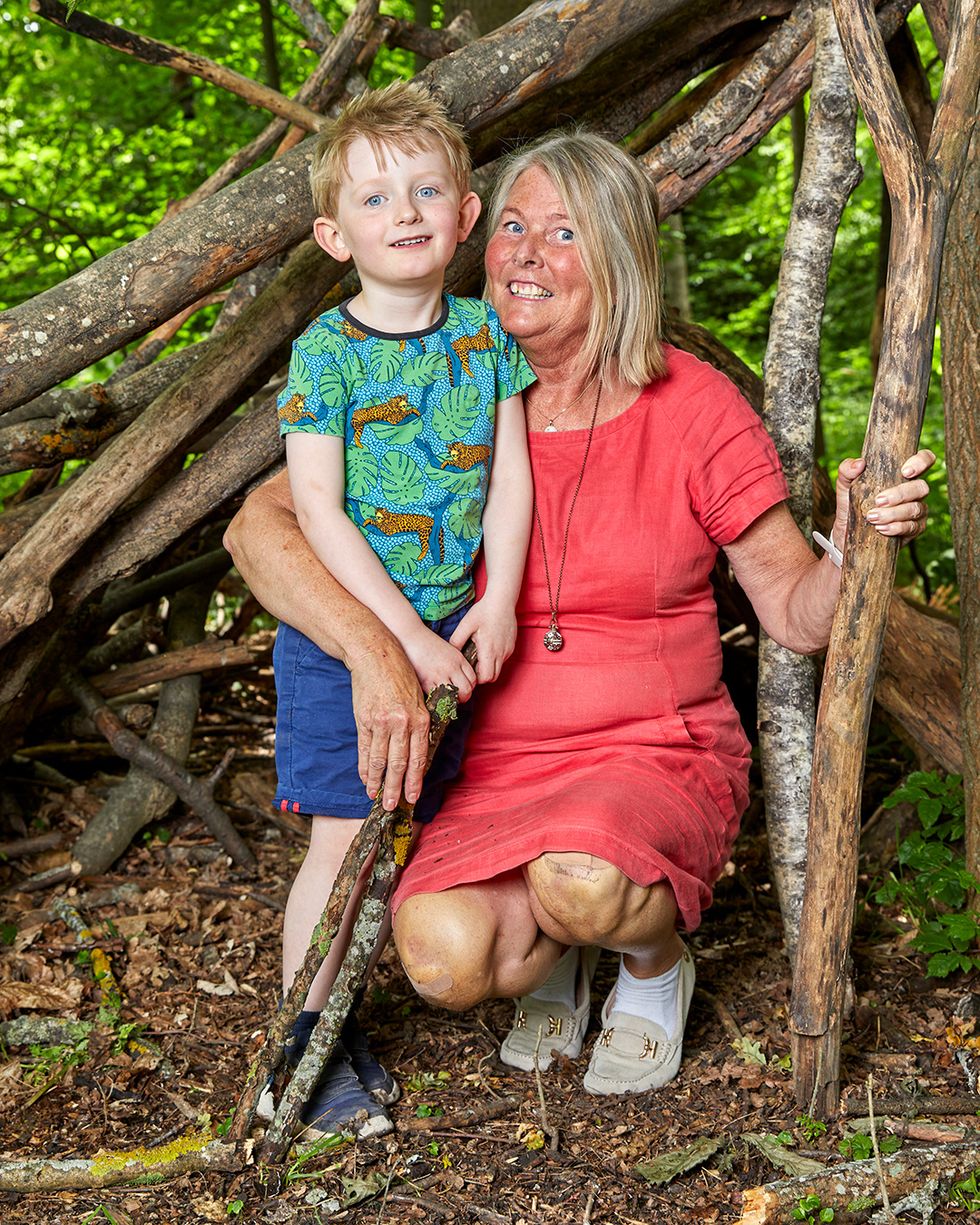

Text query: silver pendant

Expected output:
[544,423,558,433]
[543,621,564,651]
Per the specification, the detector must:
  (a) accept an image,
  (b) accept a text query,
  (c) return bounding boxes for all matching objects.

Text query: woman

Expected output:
[225,131,932,1099]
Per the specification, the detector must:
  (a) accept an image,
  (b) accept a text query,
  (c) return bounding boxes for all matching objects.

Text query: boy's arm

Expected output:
[285,433,476,697]
[449,393,532,682]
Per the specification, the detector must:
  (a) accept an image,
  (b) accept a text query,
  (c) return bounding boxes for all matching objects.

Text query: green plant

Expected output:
[873,773,978,977]
[795,1114,827,1143]
[791,1194,834,1223]
[838,1132,901,1161]
[215,1110,235,1137]
[226,1200,244,1216]
[22,1036,90,1103]
[950,1168,980,1212]
[415,1102,443,1118]
[80,1208,121,1224]
[404,1069,451,1093]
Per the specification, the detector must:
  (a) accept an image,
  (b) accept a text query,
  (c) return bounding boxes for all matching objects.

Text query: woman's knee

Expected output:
[526,852,675,946]
[393,893,495,1012]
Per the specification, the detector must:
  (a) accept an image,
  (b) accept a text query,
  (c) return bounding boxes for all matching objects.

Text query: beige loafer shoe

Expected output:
[583,945,695,1095]
[499,946,601,1072]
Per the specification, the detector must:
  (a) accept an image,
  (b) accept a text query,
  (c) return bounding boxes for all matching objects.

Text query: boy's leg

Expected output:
[282,813,369,1006]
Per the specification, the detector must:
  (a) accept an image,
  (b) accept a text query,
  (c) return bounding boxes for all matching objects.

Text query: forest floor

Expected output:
[1,647,977,1225]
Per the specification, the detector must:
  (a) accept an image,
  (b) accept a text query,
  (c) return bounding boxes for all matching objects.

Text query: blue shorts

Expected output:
[272,606,474,822]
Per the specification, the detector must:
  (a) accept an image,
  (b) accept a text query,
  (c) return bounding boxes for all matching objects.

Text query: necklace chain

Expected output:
[537,379,597,433]
[533,382,602,652]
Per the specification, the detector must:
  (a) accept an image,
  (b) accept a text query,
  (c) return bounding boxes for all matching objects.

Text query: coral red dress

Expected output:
[391,347,789,931]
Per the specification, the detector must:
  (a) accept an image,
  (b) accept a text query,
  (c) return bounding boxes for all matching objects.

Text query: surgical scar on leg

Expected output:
[540,853,607,883]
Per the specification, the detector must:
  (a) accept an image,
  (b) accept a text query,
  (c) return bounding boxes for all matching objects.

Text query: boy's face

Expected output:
[313,137,481,296]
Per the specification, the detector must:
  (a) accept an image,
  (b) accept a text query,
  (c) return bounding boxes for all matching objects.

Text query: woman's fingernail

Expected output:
[866,511,880,523]
[875,493,888,505]
[901,464,914,476]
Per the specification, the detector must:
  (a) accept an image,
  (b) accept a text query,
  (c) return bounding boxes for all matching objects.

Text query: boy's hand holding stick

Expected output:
[232,641,477,1157]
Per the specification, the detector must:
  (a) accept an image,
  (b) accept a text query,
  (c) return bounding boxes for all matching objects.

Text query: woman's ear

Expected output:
[456,191,482,243]
[313,216,352,262]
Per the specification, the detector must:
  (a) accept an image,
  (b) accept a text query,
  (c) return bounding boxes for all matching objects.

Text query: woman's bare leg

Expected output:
[393,869,565,1010]
[525,851,684,977]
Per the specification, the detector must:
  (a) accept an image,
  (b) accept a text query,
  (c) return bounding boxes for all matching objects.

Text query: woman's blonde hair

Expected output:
[487,130,665,388]
[310,81,472,218]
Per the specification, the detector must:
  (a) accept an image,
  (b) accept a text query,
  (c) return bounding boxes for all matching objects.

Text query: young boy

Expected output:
[265,81,534,1140]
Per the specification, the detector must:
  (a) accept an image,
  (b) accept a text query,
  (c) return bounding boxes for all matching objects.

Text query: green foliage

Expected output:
[403,1069,451,1093]
[838,1131,900,1161]
[873,773,978,978]
[226,1199,245,1216]
[791,1195,834,1223]
[22,1034,90,1103]
[795,1113,827,1143]
[950,1168,980,1212]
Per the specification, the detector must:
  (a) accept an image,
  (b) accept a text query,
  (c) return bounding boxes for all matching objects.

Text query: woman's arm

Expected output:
[223,469,431,810]
[725,450,933,654]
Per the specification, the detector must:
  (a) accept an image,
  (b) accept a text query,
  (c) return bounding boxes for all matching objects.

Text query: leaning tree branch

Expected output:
[0,0,788,413]
[0,240,341,654]
[29,0,326,132]
[646,0,913,217]
[62,667,255,869]
[790,0,980,1117]
[757,0,860,964]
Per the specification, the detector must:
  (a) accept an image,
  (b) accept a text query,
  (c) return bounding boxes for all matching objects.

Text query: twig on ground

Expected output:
[867,1074,894,1220]
[533,1027,559,1151]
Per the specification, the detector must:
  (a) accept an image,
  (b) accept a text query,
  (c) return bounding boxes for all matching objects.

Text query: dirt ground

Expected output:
[1,655,977,1224]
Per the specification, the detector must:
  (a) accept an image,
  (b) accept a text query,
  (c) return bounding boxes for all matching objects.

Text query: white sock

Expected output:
[612,956,681,1034]
[529,946,578,1009]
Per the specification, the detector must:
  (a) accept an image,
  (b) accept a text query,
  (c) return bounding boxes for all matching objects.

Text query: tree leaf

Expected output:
[426,464,483,495]
[633,1136,726,1186]
[318,365,348,408]
[743,1132,827,1177]
[446,497,482,541]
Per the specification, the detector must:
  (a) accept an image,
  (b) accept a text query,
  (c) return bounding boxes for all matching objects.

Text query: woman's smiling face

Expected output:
[484,166,593,365]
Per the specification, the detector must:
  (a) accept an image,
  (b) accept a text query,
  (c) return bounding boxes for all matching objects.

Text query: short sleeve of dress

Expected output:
[487,305,536,403]
[277,317,348,438]
[672,355,788,546]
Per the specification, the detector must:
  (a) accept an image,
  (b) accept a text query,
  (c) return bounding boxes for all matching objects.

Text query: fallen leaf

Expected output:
[196,969,239,997]
[0,982,83,1016]
[743,1132,826,1177]
[634,1136,726,1186]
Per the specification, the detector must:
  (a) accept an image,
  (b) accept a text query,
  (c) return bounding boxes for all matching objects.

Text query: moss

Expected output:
[90,1129,213,1175]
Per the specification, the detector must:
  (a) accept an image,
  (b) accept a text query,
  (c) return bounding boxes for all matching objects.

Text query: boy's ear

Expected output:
[456,192,482,243]
[313,216,352,262]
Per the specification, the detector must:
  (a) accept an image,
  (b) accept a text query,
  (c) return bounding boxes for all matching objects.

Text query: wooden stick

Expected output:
[790,0,980,1117]
[29,0,326,132]
[237,652,475,1155]
[756,0,860,963]
[62,668,255,868]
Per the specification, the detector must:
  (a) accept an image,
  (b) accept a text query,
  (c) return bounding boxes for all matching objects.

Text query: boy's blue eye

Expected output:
[417,186,438,199]
[365,194,384,207]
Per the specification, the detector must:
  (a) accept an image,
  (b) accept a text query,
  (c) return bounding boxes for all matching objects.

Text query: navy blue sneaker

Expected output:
[342,1012,401,1105]
[256,1042,393,1140]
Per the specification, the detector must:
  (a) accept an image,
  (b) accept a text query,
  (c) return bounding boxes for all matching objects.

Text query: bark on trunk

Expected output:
[939,119,980,881]
[757,0,860,964]
[69,582,212,876]
[790,0,980,1117]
